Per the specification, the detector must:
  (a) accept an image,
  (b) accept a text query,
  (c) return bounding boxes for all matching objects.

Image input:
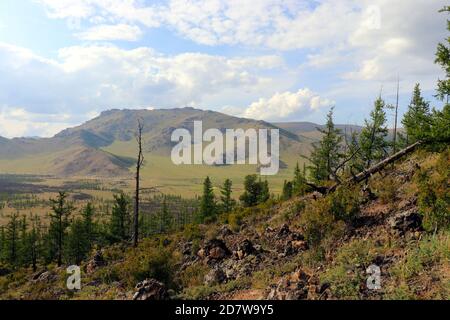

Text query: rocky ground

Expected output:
[0,150,448,300]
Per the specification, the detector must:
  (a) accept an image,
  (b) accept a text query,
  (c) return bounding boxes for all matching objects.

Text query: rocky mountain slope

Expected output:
[1,148,447,300]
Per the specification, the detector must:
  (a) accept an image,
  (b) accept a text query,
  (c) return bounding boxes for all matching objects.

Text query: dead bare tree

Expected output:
[393,77,400,155]
[133,119,144,247]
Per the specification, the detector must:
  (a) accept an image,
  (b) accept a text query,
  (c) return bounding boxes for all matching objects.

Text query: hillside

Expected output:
[0,108,369,195]
[1,148,448,300]
[0,108,305,196]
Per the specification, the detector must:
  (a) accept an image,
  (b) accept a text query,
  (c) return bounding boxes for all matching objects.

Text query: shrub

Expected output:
[183,223,202,241]
[320,239,379,299]
[417,149,450,232]
[300,198,346,247]
[328,186,361,222]
[120,240,179,288]
[177,263,209,288]
[371,175,399,204]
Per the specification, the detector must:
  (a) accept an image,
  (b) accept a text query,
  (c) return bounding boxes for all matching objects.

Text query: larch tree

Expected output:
[199,176,216,222]
[220,179,235,214]
[49,192,74,266]
[359,97,389,167]
[308,108,344,182]
[402,84,432,144]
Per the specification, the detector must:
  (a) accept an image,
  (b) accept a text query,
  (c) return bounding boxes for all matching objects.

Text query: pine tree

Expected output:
[402,84,432,143]
[199,176,216,222]
[18,215,28,266]
[282,180,293,200]
[22,215,42,272]
[5,212,20,267]
[239,175,269,207]
[220,179,235,214]
[308,108,344,182]
[359,97,389,167]
[431,7,450,145]
[110,193,131,242]
[66,218,89,265]
[0,226,5,263]
[81,203,95,250]
[240,175,259,207]
[435,6,450,102]
[160,197,173,233]
[292,162,308,195]
[259,179,270,203]
[345,131,364,175]
[48,192,74,266]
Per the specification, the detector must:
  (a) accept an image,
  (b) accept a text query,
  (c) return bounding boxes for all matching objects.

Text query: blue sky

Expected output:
[0,0,447,137]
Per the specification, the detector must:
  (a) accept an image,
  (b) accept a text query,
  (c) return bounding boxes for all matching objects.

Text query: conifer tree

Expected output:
[240,175,259,207]
[0,226,5,263]
[402,84,432,143]
[81,203,95,249]
[66,218,89,265]
[282,180,293,200]
[110,193,131,242]
[431,7,450,145]
[160,197,173,233]
[48,192,74,266]
[435,6,450,102]
[359,97,389,167]
[259,179,270,203]
[292,162,308,195]
[220,179,235,214]
[199,176,216,222]
[240,175,269,207]
[345,131,364,174]
[308,108,344,182]
[18,215,27,266]
[5,212,20,267]
[22,215,42,272]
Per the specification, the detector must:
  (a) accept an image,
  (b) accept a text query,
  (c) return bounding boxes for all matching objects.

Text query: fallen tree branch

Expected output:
[326,140,422,193]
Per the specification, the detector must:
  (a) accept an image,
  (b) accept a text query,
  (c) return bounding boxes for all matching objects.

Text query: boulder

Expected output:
[34,271,54,283]
[267,269,311,300]
[133,279,168,300]
[204,267,226,285]
[31,269,47,281]
[236,239,256,260]
[198,239,231,261]
[388,208,422,233]
[218,225,233,238]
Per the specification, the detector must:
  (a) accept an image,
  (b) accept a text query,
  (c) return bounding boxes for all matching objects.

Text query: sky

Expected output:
[0,0,447,138]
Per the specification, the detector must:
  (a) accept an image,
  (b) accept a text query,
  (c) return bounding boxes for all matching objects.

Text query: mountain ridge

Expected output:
[0,108,365,178]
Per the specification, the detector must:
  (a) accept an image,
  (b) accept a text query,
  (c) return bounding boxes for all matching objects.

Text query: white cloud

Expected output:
[0,42,288,137]
[36,1,447,88]
[76,24,143,41]
[229,88,334,121]
[0,107,76,138]
[37,0,163,27]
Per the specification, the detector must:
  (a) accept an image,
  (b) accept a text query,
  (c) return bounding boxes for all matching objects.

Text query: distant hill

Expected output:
[1,108,403,195]
[0,108,313,178]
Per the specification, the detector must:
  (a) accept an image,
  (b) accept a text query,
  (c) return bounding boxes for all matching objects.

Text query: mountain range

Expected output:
[0,108,364,194]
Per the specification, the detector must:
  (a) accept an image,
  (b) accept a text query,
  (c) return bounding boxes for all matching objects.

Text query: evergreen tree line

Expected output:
[0,192,133,269]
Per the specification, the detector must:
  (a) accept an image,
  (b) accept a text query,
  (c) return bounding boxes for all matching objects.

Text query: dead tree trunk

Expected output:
[325,140,422,193]
[393,78,400,155]
[133,119,144,247]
